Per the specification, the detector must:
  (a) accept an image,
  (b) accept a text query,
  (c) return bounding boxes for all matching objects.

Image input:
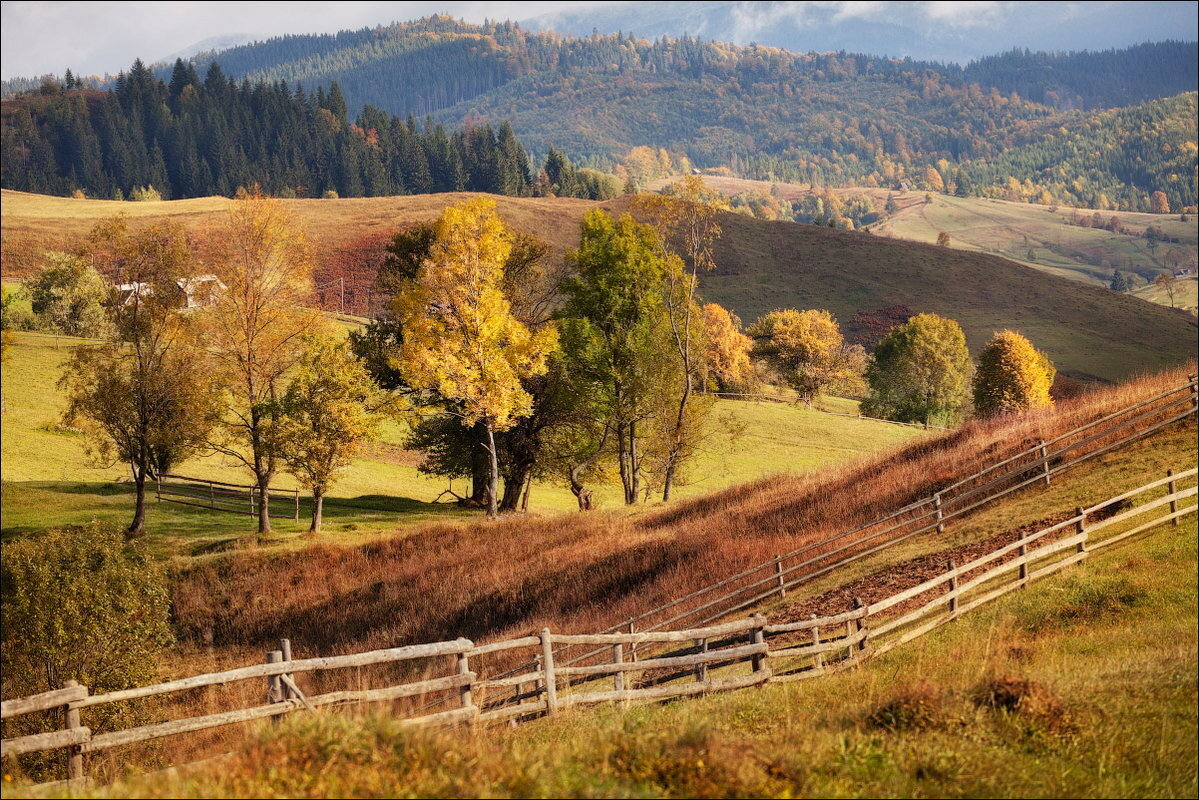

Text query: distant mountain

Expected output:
[155,34,256,66]
[520,1,1199,65]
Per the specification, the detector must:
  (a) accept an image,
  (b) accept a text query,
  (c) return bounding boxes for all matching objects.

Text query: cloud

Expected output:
[920,1,1008,28]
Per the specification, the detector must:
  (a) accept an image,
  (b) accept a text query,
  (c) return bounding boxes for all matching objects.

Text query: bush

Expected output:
[24,252,111,337]
[1,525,174,775]
[129,184,163,202]
[323,189,340,199]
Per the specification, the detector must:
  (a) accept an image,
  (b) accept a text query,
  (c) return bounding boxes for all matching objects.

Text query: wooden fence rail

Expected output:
[4,465,1194,791]
[156,473,300,521]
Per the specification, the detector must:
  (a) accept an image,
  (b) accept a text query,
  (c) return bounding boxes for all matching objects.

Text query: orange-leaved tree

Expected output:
[395,198,558,519]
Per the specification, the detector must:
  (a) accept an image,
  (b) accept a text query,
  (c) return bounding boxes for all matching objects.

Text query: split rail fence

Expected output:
[155,473,300,521]
[476,374,1199,697]
[3,465,1195,792]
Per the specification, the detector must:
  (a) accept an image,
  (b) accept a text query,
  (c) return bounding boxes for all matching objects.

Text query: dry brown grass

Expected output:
[171,366,1197,661]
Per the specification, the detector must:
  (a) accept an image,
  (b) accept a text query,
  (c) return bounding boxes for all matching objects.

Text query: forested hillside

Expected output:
[3,17,1195,210]
[0,58,538,200]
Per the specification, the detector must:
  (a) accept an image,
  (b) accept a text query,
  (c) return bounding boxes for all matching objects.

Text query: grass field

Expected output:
[46,438,1199,798]
[0,329,926,557]
[4,188,1196,383]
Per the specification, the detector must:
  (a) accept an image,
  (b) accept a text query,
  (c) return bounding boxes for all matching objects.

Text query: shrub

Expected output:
[24,252,111,337]
[1,525,174,775]
[129,184,163,202]
[866,684,946,731]
[323,189,340,199]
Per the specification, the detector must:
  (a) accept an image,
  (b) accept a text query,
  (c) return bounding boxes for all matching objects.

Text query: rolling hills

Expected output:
[3,189,1195,382]
[659,174,1198,310]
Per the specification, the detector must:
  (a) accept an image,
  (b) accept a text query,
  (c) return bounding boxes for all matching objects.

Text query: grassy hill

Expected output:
[0,328,926,557]
[4,189,1196,383]
[17,373,1196,798]
[85,511,1197,798]
[651,175,1198,303]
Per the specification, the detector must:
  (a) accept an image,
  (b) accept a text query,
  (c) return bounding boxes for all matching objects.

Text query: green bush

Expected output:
[24,253,111,337]
[1,525,174,760]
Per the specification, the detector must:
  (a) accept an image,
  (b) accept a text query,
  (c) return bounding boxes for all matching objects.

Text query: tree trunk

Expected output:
[485,424,499,520]
[256,479,271,532]
[470,422,490,504]
[627,420,639,504]
[128,468,147,536]
[521,473,532,512]
[662,365,692,503]
[499,462,531,511]
[310,489,324,533]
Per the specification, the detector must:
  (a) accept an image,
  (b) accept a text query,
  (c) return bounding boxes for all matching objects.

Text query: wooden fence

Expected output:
[479,374,1199,692]
[3,465,1195,791]
[155,473,300,521]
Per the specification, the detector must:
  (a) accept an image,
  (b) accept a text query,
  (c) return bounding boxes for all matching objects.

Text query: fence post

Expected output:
[267,650,284,725]
[750,614,768,681]
[209,481,215,509]
[249,485,256,517]
[852,598,868,660]
[1167,469,1179,526]
[933,493,945,534]
[279,639,293,699]
[612,644,625,697]
[1075,507,1087,556]
[774,555,786,599]
[1018,528,1029,587]
[294,489,300,522]
[811,613,824,672]
[947,560,958,616]
[694,638,708,683]
[534,653,544,703]
[539,628,558,715]
[64,679,85,784]
[1038,439,1052,487]
[1190,373,1198,410]
[457,647,475,724]
[156,475,161,503]
[627,618,637,663]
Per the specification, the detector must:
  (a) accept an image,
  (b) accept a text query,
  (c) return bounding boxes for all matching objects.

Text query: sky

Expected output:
[2,1,1196,79]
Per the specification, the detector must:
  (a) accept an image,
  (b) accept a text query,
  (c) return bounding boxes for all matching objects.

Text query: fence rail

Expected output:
[486,375,1198,690]
[3,465,1195,790]
[156,473,299,520]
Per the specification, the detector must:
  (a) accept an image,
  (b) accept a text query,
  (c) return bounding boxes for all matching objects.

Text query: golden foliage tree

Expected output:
[749,309,862,406]
[972,330,1056,418]
[275,335,390,532]
[1151,190,1171,214]
[395,198,558,519]
[202,192,322,534]
[702,302,756,393]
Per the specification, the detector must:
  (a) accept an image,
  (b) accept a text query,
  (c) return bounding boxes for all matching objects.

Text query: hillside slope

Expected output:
[92,508,1198,798]
[4,189,1196,381]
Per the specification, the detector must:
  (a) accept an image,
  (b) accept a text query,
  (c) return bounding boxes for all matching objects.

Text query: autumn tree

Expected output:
[1155,271,1179,308]
[862,313,972,426]
[635,174,728,500]
[972,330,1055,418]
[559,210,679,505]
[936,231,951,246]
[394,198,557,519]
[749,309,863,406]
[1151,190,1171,214]
[202,193,321,534]
[58,218,215,535]
[274,335,389,532]
[702,302,756,392]
[26,252,111,337]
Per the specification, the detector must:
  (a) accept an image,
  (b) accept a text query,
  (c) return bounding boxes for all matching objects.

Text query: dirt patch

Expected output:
[973,677,1076,734]
[866,684,947,731]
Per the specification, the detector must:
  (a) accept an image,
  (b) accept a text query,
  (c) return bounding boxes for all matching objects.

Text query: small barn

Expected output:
[115,274,226,309]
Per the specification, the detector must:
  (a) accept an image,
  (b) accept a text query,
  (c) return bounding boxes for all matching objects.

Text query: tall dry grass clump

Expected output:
[172,366,1197,658]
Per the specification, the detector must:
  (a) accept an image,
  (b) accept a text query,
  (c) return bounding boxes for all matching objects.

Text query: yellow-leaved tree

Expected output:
[395,198,558,518]
[972,330,1056,418]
